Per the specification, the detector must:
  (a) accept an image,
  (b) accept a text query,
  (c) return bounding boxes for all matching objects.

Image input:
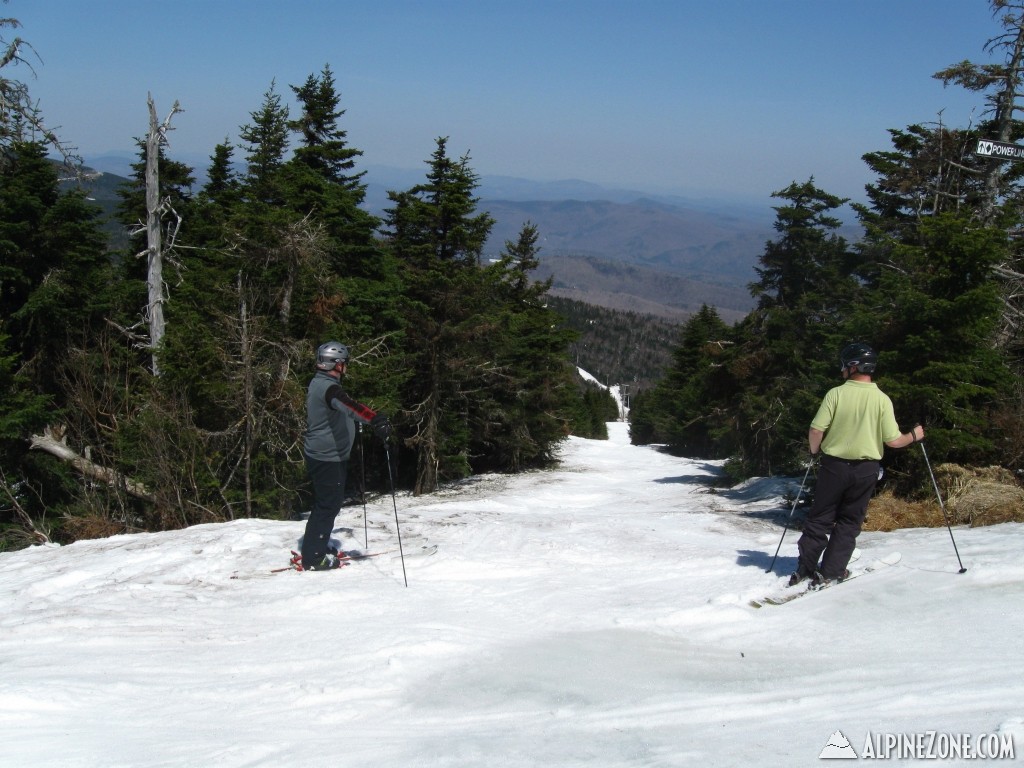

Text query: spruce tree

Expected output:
[630,305,735,457]
[239,82,290,207]
[473,224,581,470]
[0,141,112,394]
[850,213,1013,478]
[288,65,366,192]
[384,138,495,493]
[0,141,116,546]
[730,180,855,475]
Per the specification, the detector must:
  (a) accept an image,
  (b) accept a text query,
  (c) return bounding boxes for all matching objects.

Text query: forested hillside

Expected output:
[59,166,129,249]
[483,198,768,283]
[549,297,681,396]
[483,198,765,319]
[541,253,751,322]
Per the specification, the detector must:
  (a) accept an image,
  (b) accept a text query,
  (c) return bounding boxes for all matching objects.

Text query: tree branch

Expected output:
[0,466,51,544]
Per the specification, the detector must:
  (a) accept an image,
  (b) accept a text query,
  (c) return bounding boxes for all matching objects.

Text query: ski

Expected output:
[269,544,436,574]
[347,543,438,560]
[266,549,388,573]
[231,544,439,579]
[750,552,902,608]
[336,543,437,561]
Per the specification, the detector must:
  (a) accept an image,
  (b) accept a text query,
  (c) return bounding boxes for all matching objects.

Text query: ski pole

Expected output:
[358,424,368,549]
[383,444,408,587]
[767,461,814,574]
[916,429,967,574]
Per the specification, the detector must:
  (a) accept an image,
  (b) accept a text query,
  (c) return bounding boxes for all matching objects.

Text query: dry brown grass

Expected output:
[864,463,1024,531]
[61,513,127,541]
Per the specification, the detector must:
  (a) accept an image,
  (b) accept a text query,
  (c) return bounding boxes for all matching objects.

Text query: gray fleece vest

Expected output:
[303,372,358,462]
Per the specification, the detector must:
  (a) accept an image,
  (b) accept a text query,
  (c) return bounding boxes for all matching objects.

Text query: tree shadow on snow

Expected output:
[652,471,726,488]
[737,548,797,574]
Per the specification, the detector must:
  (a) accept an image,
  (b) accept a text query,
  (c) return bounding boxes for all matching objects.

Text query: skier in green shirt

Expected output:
[790,343,924,588]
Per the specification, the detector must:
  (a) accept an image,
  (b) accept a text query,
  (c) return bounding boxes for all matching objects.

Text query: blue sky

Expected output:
[7,0,1004,205]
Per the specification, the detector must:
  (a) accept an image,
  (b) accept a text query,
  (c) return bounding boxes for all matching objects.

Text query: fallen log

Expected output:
[29,425,155,503]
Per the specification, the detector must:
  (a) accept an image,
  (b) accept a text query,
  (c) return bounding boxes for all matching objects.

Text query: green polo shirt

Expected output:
[811,379,902,461]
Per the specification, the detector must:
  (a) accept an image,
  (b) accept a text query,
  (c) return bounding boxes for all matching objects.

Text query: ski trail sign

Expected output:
[975,139,1024,161]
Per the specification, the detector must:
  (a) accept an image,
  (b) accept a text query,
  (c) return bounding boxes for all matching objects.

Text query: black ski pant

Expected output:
[301,455,349,569]
[797,455,879,580]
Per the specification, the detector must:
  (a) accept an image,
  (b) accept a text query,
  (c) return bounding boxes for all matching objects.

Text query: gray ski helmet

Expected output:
[840,342,877,374]
[316,341,350,370]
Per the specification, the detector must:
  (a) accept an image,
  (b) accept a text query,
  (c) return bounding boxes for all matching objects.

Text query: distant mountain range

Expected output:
[478,197,769,322]
[76,154,787,321]
[362,165,773,321]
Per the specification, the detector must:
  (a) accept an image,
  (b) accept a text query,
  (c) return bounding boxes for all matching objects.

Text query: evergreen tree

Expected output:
[288,64,366,192]
[629,305,735,457]
[0,141,116,546]
[0,324,56,548]
[239,82,290,206]
[151,142,245,431]
[281,66,394,353]
[384,138,496,493]
[202,141,243,210]
[279,68,401,498]
[855,123,989,259]
[730,180,855,475]
[575,382,618,439]
[849,213,1014,483]
[473,224,581,470]
[0,141,112,392]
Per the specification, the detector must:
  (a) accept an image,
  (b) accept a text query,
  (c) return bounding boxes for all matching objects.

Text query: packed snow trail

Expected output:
[1,422,1022,767]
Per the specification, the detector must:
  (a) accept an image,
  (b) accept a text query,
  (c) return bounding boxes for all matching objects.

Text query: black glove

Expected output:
[370,413,392,440]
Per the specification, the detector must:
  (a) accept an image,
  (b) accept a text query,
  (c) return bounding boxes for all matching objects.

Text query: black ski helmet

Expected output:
[839,342,877,374]
[316,341,350,371]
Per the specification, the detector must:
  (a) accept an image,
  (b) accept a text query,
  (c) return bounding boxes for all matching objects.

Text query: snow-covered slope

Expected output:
[578,366,628,419]
[1,423,1021,767]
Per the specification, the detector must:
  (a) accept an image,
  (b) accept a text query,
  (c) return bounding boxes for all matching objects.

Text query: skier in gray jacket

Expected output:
[301,341,391,571]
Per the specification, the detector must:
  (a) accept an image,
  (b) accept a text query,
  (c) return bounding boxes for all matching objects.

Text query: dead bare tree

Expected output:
[0,15,80,170]
[136,93,183,375]
[934,1,1024,353]
[934,1,1024,224]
